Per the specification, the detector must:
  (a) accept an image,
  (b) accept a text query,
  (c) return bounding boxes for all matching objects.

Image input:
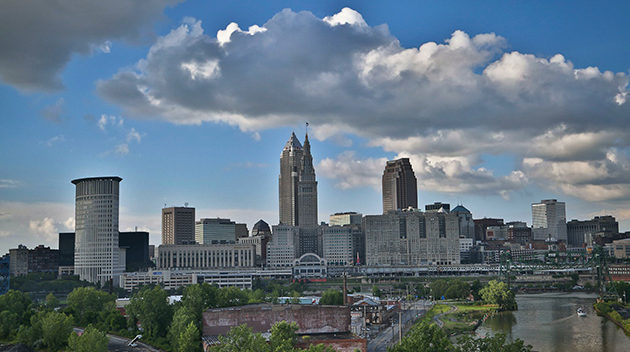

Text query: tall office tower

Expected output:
[532,199,567,242]
[278,132,318,227]
[72,176,124,285]
[382,158,418,213]
[161,207,195,244]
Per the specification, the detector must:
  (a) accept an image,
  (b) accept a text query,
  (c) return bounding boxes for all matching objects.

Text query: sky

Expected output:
[1,0,629,253]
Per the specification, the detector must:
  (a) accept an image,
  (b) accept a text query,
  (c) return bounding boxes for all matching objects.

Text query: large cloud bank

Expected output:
[97,8,630,201]
[0,0,180,91]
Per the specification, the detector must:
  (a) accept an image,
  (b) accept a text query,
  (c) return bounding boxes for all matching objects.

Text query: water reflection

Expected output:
[478,293,628,352]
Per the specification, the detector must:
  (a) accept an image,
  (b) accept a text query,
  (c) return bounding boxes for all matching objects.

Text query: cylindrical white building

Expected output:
[72,176,123,285]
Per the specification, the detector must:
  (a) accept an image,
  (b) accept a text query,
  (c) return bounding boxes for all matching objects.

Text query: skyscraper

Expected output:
[162,207,195,244]
[278,132,318,227]
[532,199,567,242]
[72,176,124,285]
[382,158,418,213]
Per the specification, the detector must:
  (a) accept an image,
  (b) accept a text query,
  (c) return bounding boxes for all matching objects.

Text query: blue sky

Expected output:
[1,1,629,252]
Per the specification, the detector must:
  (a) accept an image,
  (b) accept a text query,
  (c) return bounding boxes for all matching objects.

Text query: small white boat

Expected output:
[577,307,587,317]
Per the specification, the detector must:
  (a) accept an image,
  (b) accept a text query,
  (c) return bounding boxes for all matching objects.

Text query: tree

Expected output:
[45,292,60,310]
[470,280,483,301]
[210,324,269,352]
[388,322,454,352]
[430,279,449,300]
[456,333,532,352]
[0,290,32,325]
[66,287,116,326]
[0,311,18,339]
[100,309,127,332]
[479,280,517,311]
[444,279,470,300]
[41,311,73,351]
[319,289,343,305]
[169,306,197,351]
[182,284,206,326]
[270,321,298,352]
[216,286,250,307]
[68,325,108,352]
[608,281,630,303]
[372,286,382,298]
[177,321,202,352]
[127,286,173,339]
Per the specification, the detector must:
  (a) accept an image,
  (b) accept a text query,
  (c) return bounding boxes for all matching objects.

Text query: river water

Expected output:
[477,293,628,352]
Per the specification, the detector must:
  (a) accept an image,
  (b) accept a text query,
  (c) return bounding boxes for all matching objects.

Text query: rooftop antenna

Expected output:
[185,202,189,207]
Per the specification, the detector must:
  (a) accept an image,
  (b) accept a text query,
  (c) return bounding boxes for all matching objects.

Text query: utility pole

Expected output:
[398,308,402,342]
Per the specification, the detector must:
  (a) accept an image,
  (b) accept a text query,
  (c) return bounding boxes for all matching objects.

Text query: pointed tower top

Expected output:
[283,131,302,151]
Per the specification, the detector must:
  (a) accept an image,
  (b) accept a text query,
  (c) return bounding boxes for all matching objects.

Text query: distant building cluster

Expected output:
[3,131,630,291]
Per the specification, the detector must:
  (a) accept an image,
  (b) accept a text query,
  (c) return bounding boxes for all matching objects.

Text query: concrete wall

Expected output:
[202,304,350,336]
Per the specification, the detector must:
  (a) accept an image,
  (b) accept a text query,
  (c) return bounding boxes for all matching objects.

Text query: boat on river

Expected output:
[577,307,587,317]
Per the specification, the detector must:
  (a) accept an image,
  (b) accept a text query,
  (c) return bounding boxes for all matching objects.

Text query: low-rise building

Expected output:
[196,218,237,244]
[329,212,363,226]
[9,244,59,276]
[612,238,630,259]
[157,243,255,269]
[202,304,366,352]
[119,270,196,291]
[293,253,327,279]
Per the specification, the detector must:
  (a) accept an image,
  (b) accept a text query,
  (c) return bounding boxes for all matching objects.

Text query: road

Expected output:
[73,328,159,352]
[367,300,431,352]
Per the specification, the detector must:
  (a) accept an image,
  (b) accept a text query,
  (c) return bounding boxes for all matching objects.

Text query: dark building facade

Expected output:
[9,245,59,276]
[474,218,504,242]
[28,245,59,274]
[58,232,75,266]
[119,231,151,272]
[567,215,619,247]
[58,231,150,272]
[382,158,418,213]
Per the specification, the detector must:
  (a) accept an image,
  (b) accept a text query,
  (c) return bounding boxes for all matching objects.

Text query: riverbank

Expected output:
[593,301,630,336]
[423,302,498,335]
[478,293,629,352]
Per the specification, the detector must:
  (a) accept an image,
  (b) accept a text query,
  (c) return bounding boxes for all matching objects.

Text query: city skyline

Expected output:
[2,1,630,253]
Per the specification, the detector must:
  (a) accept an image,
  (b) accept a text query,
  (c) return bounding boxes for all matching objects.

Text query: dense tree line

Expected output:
[210,321,335,352]
[0,289,108,351]
[389,321,532,352]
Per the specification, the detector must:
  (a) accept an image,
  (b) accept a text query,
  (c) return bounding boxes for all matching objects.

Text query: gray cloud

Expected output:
[97,8,630,201]
[0,0,180,91]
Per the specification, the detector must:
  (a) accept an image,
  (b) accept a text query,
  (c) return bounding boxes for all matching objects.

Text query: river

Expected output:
[477,293,628,352]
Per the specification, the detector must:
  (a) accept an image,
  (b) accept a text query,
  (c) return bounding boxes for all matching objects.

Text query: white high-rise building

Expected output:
[532,199,567,242]
[72,176,125,285]
[266,225,299,267]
